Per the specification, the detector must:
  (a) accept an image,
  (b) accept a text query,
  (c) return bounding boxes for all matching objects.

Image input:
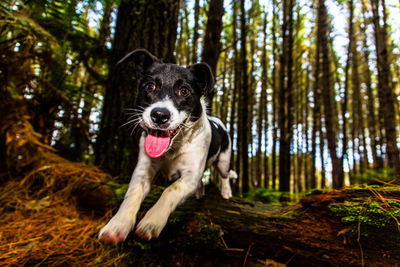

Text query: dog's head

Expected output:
[120,49,214,158]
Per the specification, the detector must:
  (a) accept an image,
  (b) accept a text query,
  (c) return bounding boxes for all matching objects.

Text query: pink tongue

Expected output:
[144,132,170,158]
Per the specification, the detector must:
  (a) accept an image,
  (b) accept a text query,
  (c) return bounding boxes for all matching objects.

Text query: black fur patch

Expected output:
[121,49,213,125]
[135,63,206,122]
[207,119,229,161]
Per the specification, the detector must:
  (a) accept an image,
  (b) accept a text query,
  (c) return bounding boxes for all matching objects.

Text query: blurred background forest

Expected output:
[1,0,400,195]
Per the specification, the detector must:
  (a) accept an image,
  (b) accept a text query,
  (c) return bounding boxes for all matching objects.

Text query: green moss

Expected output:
[245,187,299,203]
[141,211,222,251]
[122,212,222,266]
[329,200,400,247]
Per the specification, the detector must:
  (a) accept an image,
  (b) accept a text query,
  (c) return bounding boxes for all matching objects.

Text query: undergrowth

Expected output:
[329,197,400,247]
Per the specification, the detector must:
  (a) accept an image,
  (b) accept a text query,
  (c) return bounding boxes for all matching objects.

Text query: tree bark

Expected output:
[239,0,249,193]
[317,0,344,189]
[271,0,278,190]
[192,0,200,63]
[304,65,311,191]
[249,34,257,187]
[278,0,295,192]
[258,10,269,188]
[201,0,224,108]
[95,0,180,176]
[319,128,326,188]
[370,0,400,178]
[341,0,352,178]
[311,23,321,190]
[360,2,381,170]
[230,0,240,194]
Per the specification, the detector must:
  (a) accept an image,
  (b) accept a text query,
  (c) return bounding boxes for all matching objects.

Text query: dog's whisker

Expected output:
[125,106,144,111]
[120,117,142,128]
[125,111,143,116]
[125,108,145,114]
[125,115,142,121]
[130,120,142,136]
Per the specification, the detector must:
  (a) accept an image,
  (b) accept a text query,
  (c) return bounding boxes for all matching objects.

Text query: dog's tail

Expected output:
[228,170,238,182]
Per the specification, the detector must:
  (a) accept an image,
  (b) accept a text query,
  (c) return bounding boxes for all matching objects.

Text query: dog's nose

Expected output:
[150,107,171,125]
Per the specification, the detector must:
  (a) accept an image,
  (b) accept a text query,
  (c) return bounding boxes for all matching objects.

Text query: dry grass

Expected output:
[0,108,126,266]
[0,196,125,266]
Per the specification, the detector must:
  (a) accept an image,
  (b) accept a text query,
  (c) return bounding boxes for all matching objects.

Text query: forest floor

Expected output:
[2,166,400,266]
[1,110,400,266]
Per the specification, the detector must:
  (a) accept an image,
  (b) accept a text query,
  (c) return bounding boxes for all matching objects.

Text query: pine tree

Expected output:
[95,0,180,176]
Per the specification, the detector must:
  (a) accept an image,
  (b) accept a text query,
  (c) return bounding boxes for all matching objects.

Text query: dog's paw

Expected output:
[135,222,161,240]
[98,216,133,245]
[135,215,167,240]
[221,186,232,199]
[221,176,233,199]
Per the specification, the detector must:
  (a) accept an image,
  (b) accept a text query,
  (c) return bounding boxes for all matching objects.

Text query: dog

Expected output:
[98,49,237,244]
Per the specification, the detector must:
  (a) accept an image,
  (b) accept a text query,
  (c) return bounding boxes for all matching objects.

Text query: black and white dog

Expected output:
[98,49,237,244]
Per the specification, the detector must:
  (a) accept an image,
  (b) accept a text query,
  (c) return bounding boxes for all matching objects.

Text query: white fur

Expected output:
[99,99,236,243]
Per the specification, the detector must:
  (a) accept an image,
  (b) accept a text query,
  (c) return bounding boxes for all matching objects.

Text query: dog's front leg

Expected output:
[135,170,201,240]
[99,148,159,244]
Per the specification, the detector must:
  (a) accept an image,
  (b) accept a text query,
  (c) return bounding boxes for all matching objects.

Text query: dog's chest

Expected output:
[158,128,211,181]
[160,154,192,182]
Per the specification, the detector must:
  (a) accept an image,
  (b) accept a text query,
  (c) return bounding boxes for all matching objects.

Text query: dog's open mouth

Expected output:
[144,128,180,158]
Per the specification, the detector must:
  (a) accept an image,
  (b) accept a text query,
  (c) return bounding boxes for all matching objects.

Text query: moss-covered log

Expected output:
[126,186,400,266]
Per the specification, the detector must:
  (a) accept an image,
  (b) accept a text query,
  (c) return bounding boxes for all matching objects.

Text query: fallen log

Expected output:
[125,185,400,266]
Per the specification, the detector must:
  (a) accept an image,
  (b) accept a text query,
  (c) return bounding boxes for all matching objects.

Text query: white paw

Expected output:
[98,216,134,245]
[221,185,232,199]
[135,213,167,240]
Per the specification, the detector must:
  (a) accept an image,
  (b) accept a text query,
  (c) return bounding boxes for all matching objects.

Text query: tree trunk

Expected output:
[304,65,311,191]
[370,0,400,179]
[278,0,294,192]
[249,35,257,187]
[231,1,240,194]
[360,2,381,170]
[239,0,249,193]
[271,0,278,190]
[311,23,321,190]
[319,128,326,188]
[201,0,224,108]
[192,0,200,63]
[219,55,229,124]
[98,0,113,45]
[351,34,368,172]
[95,0,180,176]
[260,10,269,188]
[256,25,264,188]
[318,0,344,189]
[341,0,352,178]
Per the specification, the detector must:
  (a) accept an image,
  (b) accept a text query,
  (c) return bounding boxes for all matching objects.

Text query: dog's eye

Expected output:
[177,87,190,97]
[145,83,156,93]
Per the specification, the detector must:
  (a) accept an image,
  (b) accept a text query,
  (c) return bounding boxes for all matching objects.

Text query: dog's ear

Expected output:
[117,49,160,77]
[188,63,214,95]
